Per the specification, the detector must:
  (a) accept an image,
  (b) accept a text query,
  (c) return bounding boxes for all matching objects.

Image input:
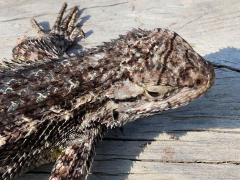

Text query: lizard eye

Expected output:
[146,90,160,97]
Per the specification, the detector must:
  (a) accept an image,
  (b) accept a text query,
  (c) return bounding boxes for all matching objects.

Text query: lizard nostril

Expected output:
[196,78,202,86]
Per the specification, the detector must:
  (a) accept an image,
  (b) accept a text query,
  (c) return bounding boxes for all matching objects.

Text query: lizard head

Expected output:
[106,28,215,125]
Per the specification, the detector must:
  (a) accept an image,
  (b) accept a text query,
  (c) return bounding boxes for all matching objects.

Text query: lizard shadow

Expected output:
[89,47,240,180]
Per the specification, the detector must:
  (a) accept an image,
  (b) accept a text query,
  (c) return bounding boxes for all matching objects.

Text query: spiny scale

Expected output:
[0,3,214,180]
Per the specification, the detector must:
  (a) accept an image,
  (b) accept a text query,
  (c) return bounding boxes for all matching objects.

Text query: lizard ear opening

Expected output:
[112,110,119,120]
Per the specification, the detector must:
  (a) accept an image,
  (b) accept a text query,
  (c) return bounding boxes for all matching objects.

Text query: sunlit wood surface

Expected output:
[0,0,239,179]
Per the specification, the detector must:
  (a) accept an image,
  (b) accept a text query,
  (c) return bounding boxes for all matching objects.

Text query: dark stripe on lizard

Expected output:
[157,32,177,85]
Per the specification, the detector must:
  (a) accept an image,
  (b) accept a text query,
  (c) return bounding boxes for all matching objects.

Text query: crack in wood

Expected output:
[94,158,240,165]
[0,2,128,23]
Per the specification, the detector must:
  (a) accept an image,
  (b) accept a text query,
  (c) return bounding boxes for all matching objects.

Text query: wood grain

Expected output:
[0,0,239,179]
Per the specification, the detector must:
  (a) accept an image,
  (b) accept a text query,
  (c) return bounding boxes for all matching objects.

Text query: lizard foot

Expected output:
[12,2,85,64]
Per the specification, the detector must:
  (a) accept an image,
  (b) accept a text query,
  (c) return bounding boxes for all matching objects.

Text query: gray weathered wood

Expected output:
[0,0,239,179]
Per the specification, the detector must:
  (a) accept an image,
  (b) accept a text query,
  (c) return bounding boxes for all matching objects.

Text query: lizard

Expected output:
[0,2,215,180]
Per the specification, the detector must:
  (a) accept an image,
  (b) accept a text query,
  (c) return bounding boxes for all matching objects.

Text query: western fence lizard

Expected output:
[0,3,215,180]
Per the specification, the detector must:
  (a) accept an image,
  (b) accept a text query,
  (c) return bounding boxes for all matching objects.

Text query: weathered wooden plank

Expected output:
[0,0,240,180]
[18,160,240,180]
[90,160,240,180]
[97,132,240,162]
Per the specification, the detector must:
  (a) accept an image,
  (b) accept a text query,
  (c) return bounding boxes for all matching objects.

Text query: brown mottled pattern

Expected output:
[0,3,215,180]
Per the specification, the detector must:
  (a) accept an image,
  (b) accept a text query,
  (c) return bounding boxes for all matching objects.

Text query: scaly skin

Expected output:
[0,3,215,180]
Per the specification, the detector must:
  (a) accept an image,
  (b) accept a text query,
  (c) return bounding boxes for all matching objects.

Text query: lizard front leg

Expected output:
[49,127,103,180]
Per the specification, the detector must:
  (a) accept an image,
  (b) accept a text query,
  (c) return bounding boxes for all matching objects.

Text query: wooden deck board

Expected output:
[0,0,239,179]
